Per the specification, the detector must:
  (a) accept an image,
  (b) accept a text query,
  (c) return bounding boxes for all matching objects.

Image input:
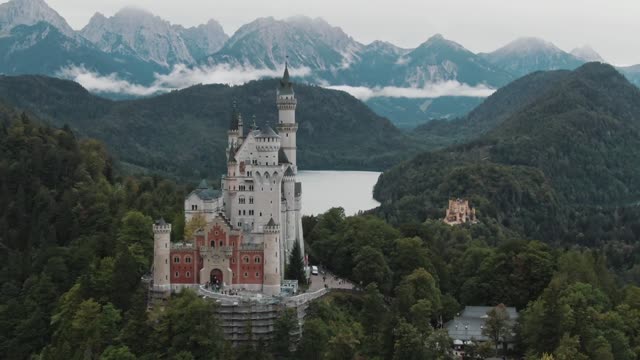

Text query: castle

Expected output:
[152,65,305,296]
[443,198,477,225]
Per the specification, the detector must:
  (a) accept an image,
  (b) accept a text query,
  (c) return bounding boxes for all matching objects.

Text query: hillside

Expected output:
[0,74,419,179]
[413,69,572,147]
[375,63,640,239]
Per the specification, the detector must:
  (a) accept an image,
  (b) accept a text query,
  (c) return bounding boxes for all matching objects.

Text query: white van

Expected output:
[311,265,319,275]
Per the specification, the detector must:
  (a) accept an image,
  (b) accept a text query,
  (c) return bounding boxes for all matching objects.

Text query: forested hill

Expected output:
[412,68,572,149]
[0,75,419,179]
[375,62,640,240]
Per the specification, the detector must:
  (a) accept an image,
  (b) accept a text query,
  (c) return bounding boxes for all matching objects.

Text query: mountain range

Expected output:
[0,0,639,128]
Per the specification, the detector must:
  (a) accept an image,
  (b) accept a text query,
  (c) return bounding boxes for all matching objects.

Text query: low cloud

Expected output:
[57,64,494,101]
[57,64,312,96]
[325,82,496,101]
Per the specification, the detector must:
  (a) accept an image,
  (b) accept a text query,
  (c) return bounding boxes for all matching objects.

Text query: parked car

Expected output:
[311,265,319,275]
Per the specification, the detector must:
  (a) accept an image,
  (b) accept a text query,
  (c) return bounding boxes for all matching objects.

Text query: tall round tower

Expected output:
[262,218,282,296]
[276,64,298,172]
[153,219,172,292]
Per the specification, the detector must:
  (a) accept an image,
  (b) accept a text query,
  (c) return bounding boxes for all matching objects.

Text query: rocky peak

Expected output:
[0,0,75,37]
[80,6,194,67]
[570,45,604,62]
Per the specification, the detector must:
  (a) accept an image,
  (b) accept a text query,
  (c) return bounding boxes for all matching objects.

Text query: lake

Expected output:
[297,170,382,216]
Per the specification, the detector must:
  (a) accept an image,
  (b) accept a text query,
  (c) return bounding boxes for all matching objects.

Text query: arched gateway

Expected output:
[210,268,223,286]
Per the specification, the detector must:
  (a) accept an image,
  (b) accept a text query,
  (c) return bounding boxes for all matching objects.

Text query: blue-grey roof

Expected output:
[256,125,279,138]
[278,64,294,96]
[190,179,221,200]
[279,148,290,164]
[284,166,294,177]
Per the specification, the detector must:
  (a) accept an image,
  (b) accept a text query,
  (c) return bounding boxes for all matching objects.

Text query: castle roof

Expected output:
[227,145,237,163]
[256,125,279,138]
[278,64,294,96]
[278,148,290,164]
[229,101,243,131]
[284,166,294,177]
[266,217,277,227]
[155,217,166,226]
[190,180,221,200]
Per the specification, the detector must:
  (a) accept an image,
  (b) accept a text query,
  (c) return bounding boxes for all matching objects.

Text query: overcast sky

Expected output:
[38,0,640,65]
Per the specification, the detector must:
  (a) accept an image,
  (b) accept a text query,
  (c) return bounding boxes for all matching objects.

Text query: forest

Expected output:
[0,75,420,179]
[1,104,640,360]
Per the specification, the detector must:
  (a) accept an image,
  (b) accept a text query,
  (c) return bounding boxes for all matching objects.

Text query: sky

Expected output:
[37,0,640,66]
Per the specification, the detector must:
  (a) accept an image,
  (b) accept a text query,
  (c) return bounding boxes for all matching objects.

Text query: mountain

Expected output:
[375,63,640,239]
[481,37,584,77]
[80,7,196,67]
[570,45,604,62]
[203,16,362,72]
[0,0,74,37]
[0,74,422,179]
[173,19,228,61]
[619,64,640,88]
[0,22,163,83]
[391,34,513,88]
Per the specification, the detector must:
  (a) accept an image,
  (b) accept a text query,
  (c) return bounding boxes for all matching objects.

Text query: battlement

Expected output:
[153,220,172,233]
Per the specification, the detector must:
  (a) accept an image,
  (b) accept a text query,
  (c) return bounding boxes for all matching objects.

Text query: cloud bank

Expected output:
[325,82,495,101]
[57,64,494,100]
[57,64,312,96]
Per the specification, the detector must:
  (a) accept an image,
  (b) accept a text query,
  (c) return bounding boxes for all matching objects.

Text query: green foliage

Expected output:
[376,63,640,244]
[0,76,424,179]
[285,241,307,286]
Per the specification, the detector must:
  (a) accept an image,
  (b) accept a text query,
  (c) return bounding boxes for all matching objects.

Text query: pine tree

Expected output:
[285,241,307,285]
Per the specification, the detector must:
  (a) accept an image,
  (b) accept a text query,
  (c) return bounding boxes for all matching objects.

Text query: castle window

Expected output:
[243,256,250,264]
[237,222,242,227]
[239,196,246,204]
[249,210,254,216]
[233,272,236,278]
[219,240,223,247]
[185,257,192,263]
[259,212,262,217]
[254,256,261,264]
[244,272,249,278]
[174,271,179,278]
[165,259,167,264]
[243,210,246,215]
[238,210,242,216]
[186,271,191,278]
[232,257,236,264]
[215,231,219,235]
[210,240,215,247]
[249,196,254,204]
[249,185,254,191]
[256,272,260,278]
[173,256,180,263]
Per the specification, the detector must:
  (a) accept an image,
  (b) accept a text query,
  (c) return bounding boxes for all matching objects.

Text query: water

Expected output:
[297,170,382,216]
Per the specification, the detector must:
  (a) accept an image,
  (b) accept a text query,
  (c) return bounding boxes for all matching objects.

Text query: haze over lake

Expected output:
[297,170,381,216]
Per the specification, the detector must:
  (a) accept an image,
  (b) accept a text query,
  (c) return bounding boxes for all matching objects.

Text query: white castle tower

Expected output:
[152,219,171,291]
[277,64,298,172]
[277,64,305,260]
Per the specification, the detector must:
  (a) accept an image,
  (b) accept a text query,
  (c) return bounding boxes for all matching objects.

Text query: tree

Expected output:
[271,308,298,358]
[151,290,224,359]
[297,319,330,360]
[395,268,442,318]
[286,241,307,286]
[184,213,206,241]
[352,246,391,290]
[482,304,512,356]
[100,345,136,360]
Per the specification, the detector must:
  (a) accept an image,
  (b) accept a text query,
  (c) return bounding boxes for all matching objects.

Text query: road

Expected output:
[307,269,355,292]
